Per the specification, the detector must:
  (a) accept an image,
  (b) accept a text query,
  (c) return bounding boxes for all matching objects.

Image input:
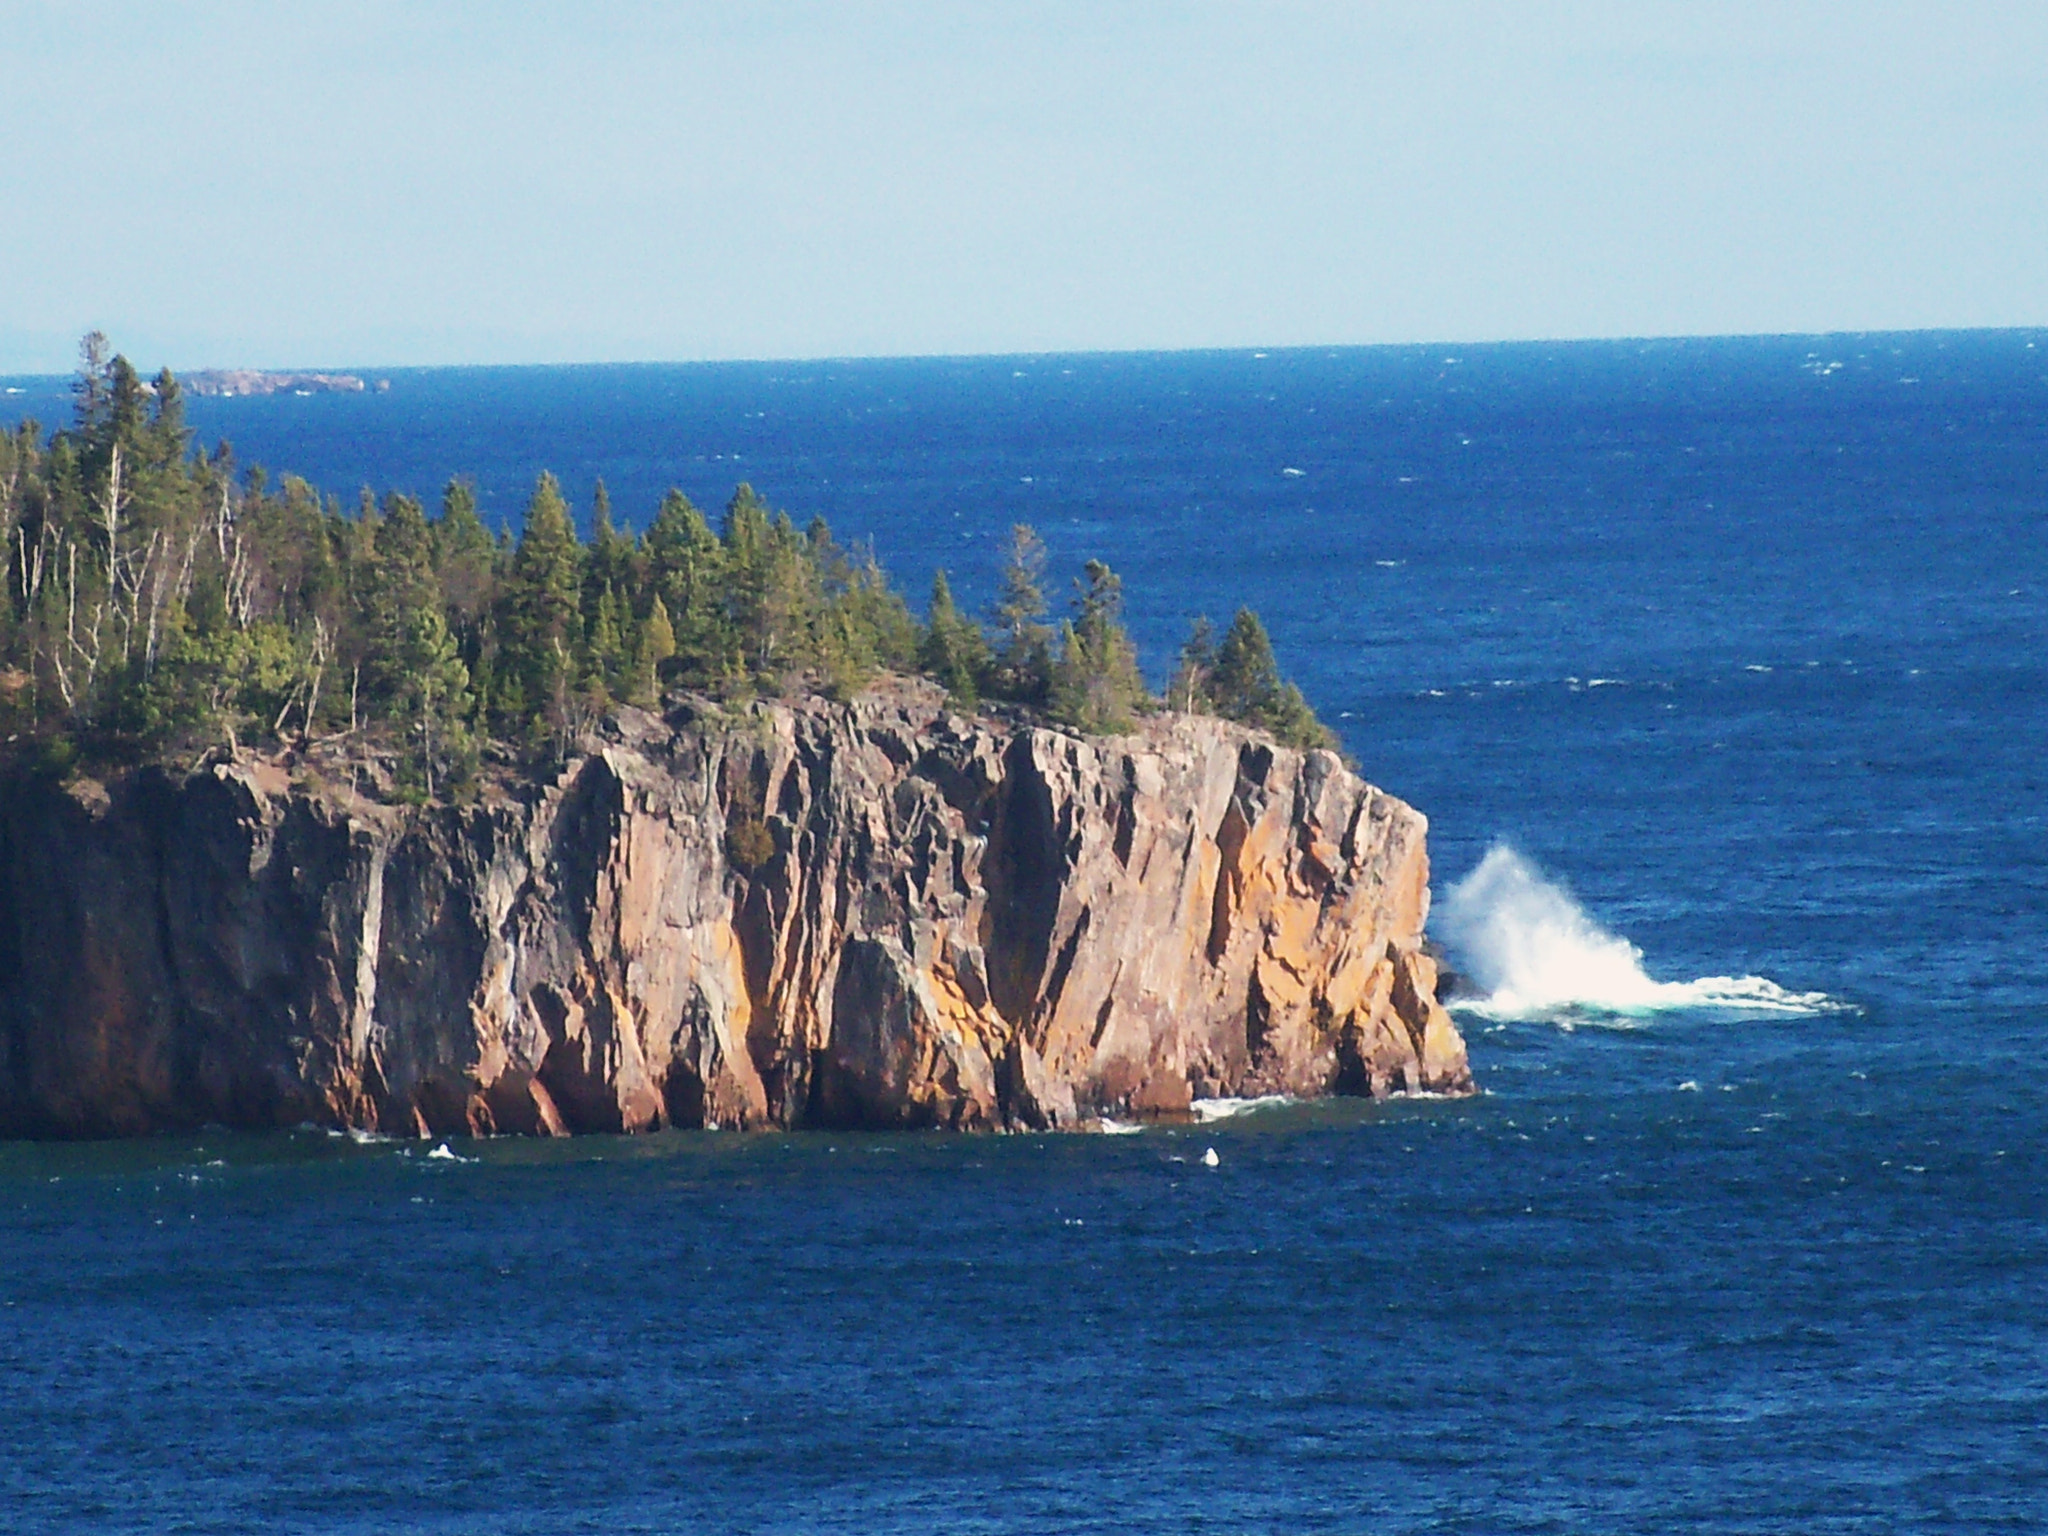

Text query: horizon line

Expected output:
[3,322,2045,382]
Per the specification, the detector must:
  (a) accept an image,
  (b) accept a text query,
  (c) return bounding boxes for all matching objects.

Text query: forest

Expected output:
[0,337,1335,800]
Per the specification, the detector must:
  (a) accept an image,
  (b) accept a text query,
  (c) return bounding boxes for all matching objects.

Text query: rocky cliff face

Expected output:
[0,684,1472,1137]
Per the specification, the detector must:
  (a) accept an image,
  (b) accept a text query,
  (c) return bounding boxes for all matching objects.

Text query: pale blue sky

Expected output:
[3,1,2045,371]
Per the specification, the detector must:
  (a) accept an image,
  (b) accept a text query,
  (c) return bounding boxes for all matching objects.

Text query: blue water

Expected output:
[4,333,2047,1532]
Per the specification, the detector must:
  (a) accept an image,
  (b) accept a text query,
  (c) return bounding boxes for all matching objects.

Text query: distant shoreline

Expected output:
[181,368,389,397]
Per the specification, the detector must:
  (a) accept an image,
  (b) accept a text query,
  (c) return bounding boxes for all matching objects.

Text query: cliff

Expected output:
[0,682,1471,1138]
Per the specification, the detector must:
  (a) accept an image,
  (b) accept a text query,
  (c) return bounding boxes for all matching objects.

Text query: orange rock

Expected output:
[0,681,1472,1136]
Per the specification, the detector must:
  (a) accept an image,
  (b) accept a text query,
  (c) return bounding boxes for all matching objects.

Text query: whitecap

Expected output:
[1437,844,1851,1023]
[1192,1094,1293,1122]
[1281,466,1306,478]
[1095,1118,1145,1135]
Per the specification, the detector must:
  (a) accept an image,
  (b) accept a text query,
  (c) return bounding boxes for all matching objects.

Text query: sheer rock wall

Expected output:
[0,685,1472,1137]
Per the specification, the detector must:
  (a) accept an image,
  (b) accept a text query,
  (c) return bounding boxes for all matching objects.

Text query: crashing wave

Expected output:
[1191,1095,1294,1122]
[1437,844,1849,1023]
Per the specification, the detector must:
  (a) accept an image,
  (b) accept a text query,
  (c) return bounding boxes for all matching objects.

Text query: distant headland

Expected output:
[181,368,390,397]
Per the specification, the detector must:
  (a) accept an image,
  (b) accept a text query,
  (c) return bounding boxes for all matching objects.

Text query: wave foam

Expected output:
[1437,845,1847,1022]
[1191,1095,1294,1122]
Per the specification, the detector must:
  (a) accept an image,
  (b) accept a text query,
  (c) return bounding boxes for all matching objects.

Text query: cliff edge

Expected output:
[0,683,1472,1137]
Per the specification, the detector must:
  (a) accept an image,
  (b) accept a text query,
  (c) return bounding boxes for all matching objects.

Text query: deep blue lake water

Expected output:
[3,333,2046,1532]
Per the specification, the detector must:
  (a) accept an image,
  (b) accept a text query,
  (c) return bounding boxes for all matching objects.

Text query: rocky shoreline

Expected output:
[0,682,1472,1138]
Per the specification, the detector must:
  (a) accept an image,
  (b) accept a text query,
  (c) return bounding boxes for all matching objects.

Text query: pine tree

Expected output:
[72,331,112,438]
[3,334,1348,784]
[433,478,496,640]
[632,594,677,704]
[391,599,475,801]
[146,369,188,471]
[1209,607,1338,751]
[643,488,721,678]
[497,472,584,735]
[919,569,988,706]
[376,493,434,583]
[586,478,634,604]
[584,582,628,696]
[1049,559,1148,734]
[988,523,1053,702]
[1211,607,1282,722]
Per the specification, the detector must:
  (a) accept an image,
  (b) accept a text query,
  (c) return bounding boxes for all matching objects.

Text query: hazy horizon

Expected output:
[6,322,2045,385]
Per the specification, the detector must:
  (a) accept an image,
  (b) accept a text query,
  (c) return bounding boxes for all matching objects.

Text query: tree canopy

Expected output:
[0,337,1340,797]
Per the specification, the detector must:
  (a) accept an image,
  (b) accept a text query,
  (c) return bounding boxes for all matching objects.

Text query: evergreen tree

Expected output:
[1210,607,1282,722]
[584,582,628,696]
[720,485,781,679]
[1,334,1346,789]
[497,472,584,736]
[72,331,112,438]
[810,523,916,698]
[146,369,188,470]
[919,569,988,706]
[390,598,475,800]
[1049,559,1148,734]
[987,523,1053,702]
[433,478,496,641]
[585,478,636,611]
[633,594,676,704]
[1208,607,1338,751]
[643,488,722,677]
[375,492,434,584]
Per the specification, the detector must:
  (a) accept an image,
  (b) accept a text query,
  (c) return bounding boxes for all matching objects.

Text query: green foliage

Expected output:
[644,488,722,676]
[1190,608,1339,752]
[0,334,1343,795]
[1169,615,1219,714]
[496,472,583,738]
[919,570,988,707]
[433,477,495,637]
[634,595,677,704]
[585,478,634,598]
[389,600,476,801]
[723,771,775,872]
[1048,560,1149,735]
[987,523,1054,703]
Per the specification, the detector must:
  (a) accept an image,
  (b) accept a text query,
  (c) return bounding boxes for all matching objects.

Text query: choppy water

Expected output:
[4,332,2046,1532]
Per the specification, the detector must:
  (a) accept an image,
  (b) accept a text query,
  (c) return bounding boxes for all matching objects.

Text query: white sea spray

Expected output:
[1438,845,1848,1023]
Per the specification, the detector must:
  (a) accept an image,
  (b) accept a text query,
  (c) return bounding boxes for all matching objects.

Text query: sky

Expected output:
[2,1,2045,372]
